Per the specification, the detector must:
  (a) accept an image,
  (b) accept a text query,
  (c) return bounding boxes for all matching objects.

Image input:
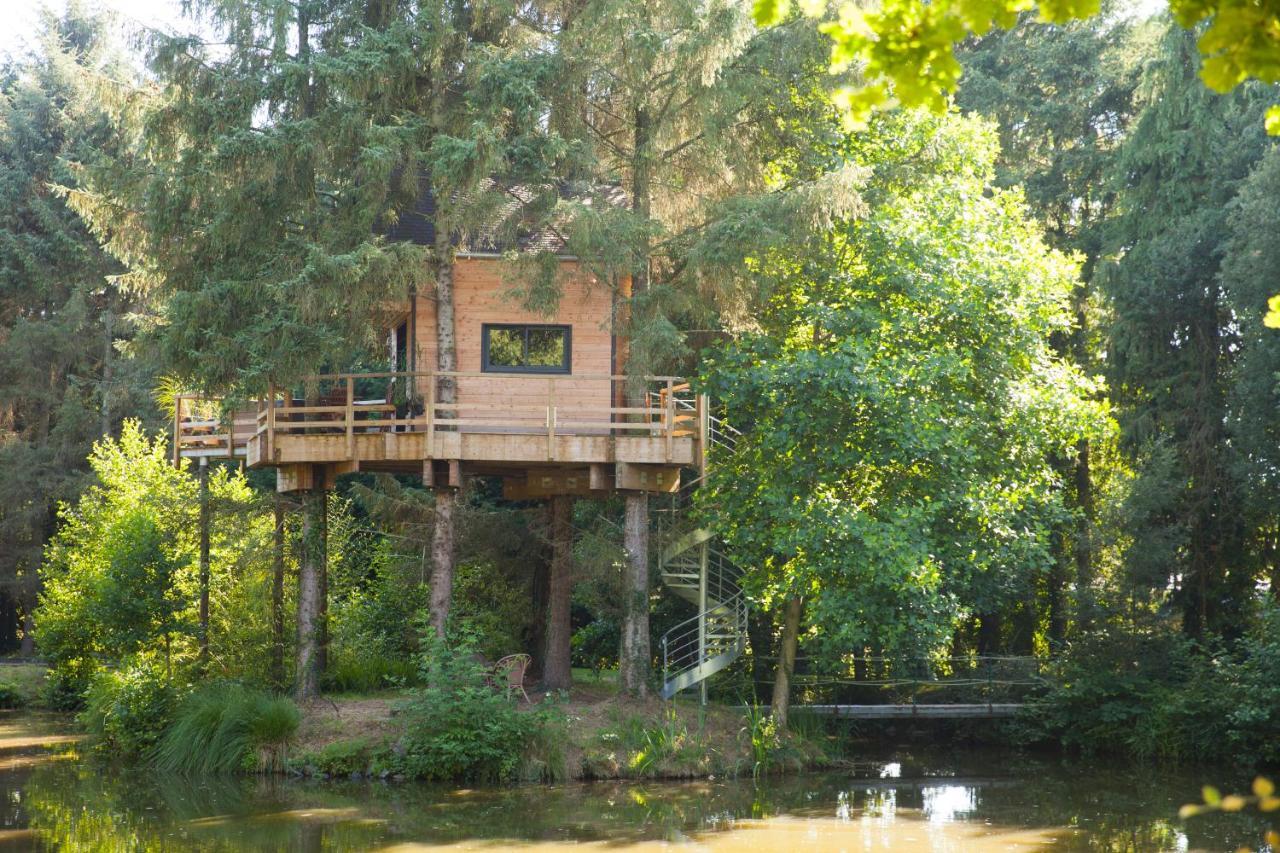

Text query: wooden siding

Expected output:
[414,258,616,429]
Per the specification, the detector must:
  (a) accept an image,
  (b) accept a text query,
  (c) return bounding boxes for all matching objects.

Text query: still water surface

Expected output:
[0,713,1267,851]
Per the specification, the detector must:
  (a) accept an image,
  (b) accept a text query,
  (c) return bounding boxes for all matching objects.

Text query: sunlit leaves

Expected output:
[755,0,1280,135]
[1180,776,1280,852]
[702,109,1107,658]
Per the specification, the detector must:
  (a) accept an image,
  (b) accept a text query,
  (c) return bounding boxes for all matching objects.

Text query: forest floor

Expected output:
[292,669,829,782]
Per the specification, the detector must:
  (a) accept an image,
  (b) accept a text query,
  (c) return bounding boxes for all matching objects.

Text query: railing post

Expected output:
[345,376,355,460]
[665,378,674,462]
[425,373,435,458]
[267,383,276,463]
[172,395,182,467]
[698,393,710,476]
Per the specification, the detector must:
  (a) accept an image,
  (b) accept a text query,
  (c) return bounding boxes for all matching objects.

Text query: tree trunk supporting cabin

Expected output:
[543,495,574,691]
[771,594,803,728]
[198,457,210,668]
[427,228,459,641]
[295,477,326,701]
[428,489,456,639]
[271,495,286,690]
[620,493,650,698]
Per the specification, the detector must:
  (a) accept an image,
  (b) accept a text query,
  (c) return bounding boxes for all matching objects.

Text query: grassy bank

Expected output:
[291,669,829,782]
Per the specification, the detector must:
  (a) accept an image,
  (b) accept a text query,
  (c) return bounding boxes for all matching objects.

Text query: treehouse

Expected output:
[173,189,706,499]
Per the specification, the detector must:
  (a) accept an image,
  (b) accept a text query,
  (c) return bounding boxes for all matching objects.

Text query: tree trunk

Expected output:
[100,292,113,437]
[197,458,210,668]
[295,477,325,701]
[428,489,456,639]
[427,221,459,640]
[317,493,328,673]
[1074,436,1094,631]
[18,610,34,658]
[1047,534,1068,652]
[977,611,1002,656]
[771,595,803,728]
[620,493,650,698]
[543,495,575,691]
[271,495,286,690]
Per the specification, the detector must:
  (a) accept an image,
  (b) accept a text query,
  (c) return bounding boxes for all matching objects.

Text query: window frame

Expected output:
[480,323,573,374]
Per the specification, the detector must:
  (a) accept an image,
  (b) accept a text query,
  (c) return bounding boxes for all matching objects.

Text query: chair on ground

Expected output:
[492,654,532,703]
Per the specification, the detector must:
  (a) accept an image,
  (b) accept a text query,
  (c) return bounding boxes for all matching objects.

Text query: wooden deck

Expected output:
[174,372,704,494]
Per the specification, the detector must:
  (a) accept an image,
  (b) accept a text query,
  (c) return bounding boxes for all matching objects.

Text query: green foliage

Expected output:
[754,0,1280,136]
[571,620,620,675]
[151,684,300,775]
[741,704,782,779]
[80,656,179,759]
[299,738,386,778]
[0,4,156,655]
[1024,606,1280,763]
[393,637,559,784]
[0,680,23,709]
[37,422,273,699]
[703,108,1106,660]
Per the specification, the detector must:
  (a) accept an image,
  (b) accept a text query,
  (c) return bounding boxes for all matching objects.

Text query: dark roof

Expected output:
[383,179,627,256]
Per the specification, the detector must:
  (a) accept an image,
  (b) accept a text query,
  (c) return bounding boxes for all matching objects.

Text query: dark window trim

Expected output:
[481,323,572,374]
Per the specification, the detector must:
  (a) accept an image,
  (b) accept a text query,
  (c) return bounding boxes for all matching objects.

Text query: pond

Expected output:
[0,713,1268,851]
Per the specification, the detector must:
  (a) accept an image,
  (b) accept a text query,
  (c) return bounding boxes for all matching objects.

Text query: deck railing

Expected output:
[174,371,701,464]
[173,394,259,464]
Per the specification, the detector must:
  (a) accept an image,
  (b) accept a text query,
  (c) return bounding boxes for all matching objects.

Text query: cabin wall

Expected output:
[413,258,617,429]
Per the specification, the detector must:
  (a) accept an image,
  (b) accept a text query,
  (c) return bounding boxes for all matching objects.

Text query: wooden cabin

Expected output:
[174,189,705,498]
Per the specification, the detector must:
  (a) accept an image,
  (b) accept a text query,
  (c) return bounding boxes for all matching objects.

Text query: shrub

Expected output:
[300,738,387,777]
[571,620,619,675]
[321,651,417,694]
[81,657,179,758]
[41,660,94,711]
[151,683,300,774]
[393,636,558,783]
[0,680,22,709]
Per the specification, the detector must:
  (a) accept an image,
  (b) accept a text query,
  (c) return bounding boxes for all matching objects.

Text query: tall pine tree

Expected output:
[0,5,152,653]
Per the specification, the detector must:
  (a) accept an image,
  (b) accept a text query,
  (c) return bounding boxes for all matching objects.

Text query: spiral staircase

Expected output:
[655,406,748,700]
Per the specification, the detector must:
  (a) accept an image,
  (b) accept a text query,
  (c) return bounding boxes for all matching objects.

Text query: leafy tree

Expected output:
[38,422,268,691]
[701,109,1106,720]
[0,4,154,654]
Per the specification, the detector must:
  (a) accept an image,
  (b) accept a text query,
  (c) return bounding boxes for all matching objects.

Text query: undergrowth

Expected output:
[151,683,300,774]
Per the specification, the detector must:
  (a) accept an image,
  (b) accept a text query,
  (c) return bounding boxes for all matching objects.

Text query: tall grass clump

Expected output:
[151,684,300,774]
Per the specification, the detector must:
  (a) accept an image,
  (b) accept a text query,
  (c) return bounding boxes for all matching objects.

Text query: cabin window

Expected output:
[482,324,572,374]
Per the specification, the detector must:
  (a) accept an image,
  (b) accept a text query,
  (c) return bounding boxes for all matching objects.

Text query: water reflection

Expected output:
[0,714,1269,851]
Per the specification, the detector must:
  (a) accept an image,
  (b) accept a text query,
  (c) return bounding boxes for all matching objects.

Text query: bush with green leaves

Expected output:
[393,636,560,783]
[81,656,180,759]
[38,422,273,701]
[1023,607,1280,763]
[151,683,300,774]
[0,680,22,709]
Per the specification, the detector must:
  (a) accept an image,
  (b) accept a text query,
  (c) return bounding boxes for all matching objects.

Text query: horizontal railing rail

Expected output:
[174,371,704,464]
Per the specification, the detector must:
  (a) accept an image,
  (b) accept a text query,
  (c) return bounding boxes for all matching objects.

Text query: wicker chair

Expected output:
[492,654,532,703]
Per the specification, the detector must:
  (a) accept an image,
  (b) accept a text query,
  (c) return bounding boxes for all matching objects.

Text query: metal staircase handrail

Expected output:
[656,410,748,700]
